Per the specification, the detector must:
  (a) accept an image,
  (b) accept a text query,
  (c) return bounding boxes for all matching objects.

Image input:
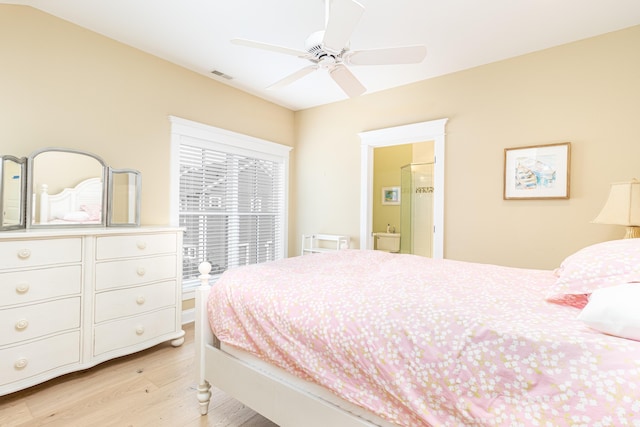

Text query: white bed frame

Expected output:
[38,177,102,224]
[195,262,399,427]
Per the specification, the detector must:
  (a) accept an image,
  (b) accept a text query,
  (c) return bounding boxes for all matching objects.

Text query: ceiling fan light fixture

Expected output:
[229,0,426,97]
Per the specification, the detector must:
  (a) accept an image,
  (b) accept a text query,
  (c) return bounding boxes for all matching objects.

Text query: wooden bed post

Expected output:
[195,261,213,415]
[39,184,49,224]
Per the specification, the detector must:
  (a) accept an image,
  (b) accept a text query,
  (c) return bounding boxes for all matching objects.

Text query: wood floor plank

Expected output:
[0,401,32,426]
[0,323,278,427]
[28,375,160,426]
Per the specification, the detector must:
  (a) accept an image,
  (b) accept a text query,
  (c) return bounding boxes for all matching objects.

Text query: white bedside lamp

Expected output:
[592,178,640,238]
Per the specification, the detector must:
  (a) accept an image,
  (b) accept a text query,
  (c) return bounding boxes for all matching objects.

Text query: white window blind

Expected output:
[170,117,290,291]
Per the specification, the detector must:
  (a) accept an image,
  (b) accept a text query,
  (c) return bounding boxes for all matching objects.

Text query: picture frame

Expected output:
[382,186,401,205]
[504,142,571,200]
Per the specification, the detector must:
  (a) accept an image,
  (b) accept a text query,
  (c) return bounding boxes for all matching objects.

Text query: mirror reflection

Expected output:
[108,168,141,226]
[0,155,26,230]
[28,149,107,227]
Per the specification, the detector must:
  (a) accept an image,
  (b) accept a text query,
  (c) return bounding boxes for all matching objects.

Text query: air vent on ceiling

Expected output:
[211,70,233,80]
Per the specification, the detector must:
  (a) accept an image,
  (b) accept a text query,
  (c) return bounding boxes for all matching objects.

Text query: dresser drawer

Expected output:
[0,265,82,307]
[0,297,81,346]
[94,281,177,323]
[0,238,82,269]
[96,233,177,260]
[95,255,176,290]
[0,331,80,386]
[93,307,176,356]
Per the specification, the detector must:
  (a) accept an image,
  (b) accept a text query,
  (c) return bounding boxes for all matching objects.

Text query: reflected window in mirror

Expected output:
[108,168,141,227]
[27,148,107,228]
[0,155,27,230]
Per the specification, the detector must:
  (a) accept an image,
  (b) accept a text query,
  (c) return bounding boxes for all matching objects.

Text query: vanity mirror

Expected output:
[2,147,142,230]
[0,155,27,230]
[107,168,141,226]
[26,148,108,228]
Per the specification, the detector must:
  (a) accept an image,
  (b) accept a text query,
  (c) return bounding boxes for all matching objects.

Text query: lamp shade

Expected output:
[592,178,640,226]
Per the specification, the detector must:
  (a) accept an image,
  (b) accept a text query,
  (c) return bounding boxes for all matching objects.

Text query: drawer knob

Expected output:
[14,358,28,370]
[136,267,146,277]
[136,295,146,305]
[17,248,31,259]
[136,241,147,250]
[135,326,145,335]
[16,283,30,294]
[15,319,29,331]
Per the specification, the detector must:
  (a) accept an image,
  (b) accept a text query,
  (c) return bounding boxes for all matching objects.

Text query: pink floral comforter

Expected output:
[207,250,640,426]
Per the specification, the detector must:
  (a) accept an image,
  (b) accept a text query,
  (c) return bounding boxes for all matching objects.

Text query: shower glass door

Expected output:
[400,162,434,257]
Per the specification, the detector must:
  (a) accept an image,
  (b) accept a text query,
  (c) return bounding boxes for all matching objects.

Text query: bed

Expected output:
[36,177,103,224]
[195,239,640,426]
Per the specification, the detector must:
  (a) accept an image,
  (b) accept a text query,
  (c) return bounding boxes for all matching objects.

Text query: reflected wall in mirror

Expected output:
[0,155,27,230]
[108,168,141,226]
[27,148,107,228]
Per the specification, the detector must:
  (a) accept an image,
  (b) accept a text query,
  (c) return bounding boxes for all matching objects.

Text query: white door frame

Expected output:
[359,118,448,259]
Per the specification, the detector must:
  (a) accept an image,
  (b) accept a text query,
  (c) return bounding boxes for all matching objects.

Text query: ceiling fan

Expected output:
[231,0,427,98]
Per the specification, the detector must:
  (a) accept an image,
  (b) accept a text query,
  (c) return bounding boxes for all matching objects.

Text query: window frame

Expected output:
[169,116,291,300]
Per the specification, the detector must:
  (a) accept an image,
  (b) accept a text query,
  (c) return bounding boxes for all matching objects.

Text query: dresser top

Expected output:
[0,226,183,240]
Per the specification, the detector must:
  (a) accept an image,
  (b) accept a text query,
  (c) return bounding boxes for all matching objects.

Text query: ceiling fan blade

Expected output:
[329,64,366,98]
[231,38,309,58]
[267,65,318,90]
[322,0,365,54]
[346,45,427,65]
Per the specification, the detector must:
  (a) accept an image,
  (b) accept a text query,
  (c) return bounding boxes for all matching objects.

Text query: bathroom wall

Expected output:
[373,141,434,253]
[372,144,411,236]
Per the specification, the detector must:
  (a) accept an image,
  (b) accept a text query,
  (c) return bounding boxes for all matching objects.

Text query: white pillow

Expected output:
[62,211,91,222]
[578,283,640,341]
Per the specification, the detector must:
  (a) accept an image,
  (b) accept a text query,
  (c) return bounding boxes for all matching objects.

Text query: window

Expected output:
[170,117,291,294]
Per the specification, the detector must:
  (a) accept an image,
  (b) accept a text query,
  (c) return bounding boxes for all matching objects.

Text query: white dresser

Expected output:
[0,227,185,396]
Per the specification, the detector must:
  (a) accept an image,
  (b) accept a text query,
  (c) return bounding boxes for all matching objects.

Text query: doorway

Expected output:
[359,118,447,258]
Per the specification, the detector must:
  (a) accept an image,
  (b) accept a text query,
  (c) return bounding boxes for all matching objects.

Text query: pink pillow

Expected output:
[546,239,640,307]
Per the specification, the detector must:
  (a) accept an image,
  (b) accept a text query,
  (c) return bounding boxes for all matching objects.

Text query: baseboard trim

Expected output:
[182,308,195,325]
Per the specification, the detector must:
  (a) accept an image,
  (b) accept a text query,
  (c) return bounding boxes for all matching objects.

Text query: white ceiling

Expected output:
[6,0,640,111]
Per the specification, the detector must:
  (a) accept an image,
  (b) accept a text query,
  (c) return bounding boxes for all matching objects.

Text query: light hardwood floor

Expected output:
[0,323,278,427]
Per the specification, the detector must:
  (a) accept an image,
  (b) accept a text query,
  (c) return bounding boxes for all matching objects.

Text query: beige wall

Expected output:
[2,6,639,271]
[0,5,296,248]
[295,25,640,269]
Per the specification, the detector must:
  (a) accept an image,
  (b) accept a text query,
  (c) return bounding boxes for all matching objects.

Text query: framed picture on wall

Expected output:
[504,142,571,200]
[382,186,401,205]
